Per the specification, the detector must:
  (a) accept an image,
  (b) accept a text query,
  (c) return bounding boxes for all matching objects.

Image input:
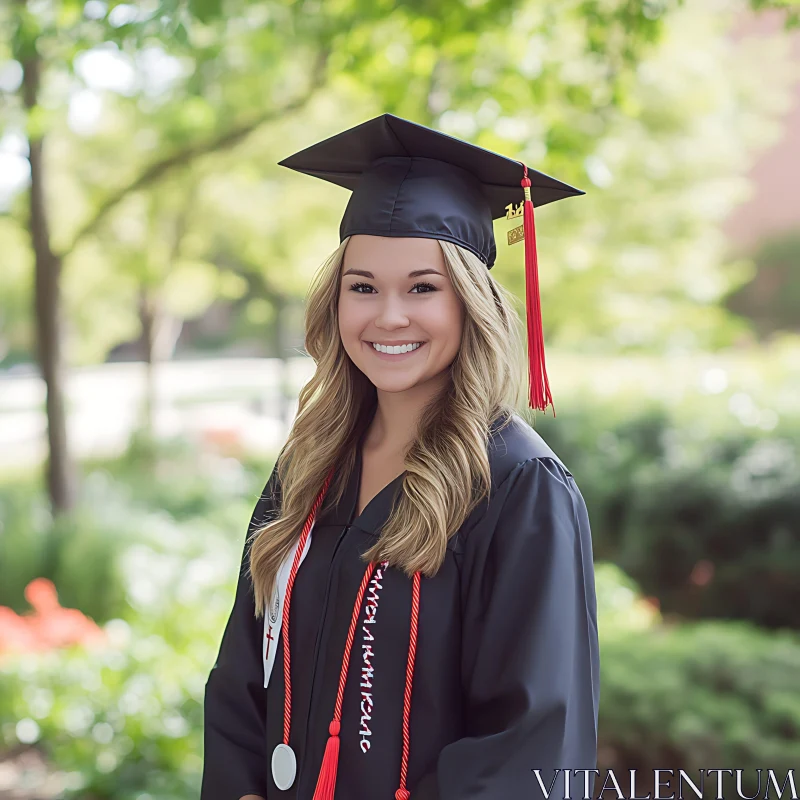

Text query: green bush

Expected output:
[1,639,205,799]
[599,621,800,796]
[0,435,274,623]
[618,442,800,630]
[0,434,279,796]
[0,498,246,799]
[3,560,799,798]
[80,431,272,523]
[594,562,661,633]
[530,402,800,630]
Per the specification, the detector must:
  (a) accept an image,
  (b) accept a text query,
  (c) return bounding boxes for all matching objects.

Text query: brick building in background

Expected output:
[722,9,800,337]
[723,10,800,255]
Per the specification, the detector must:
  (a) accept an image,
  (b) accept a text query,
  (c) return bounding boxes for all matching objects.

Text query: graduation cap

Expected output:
[278,113,586,414]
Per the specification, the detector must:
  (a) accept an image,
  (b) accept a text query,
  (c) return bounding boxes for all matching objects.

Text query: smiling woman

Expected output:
[201,113,598,800]
[338,234,464,410]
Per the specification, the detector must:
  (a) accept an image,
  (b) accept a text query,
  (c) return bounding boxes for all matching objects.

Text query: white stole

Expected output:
[263,520,315,688]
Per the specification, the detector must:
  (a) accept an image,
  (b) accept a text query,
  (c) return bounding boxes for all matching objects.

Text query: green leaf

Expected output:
[25,104,51,141]
[173,20,190,47]
[57,0,84,28]
[189,0,223,24]
[10,8,42,62]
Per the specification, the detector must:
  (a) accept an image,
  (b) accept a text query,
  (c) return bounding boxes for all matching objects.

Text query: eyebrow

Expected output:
[341,268,444,279]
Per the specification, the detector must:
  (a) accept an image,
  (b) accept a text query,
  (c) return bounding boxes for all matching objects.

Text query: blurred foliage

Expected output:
[0,479,129,623]
[1,0,799,366]
[2,530,799,796]
[616,436,799,629]
[725,229,800,339]
[599,621,800,796]
[530,387,800,630]
[0,437,278,795]
[0,431,273,621]
[0,578,218,798]
[594,561,662,632]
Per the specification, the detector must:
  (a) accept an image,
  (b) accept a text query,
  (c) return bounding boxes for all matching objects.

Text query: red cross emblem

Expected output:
[265,625,275,657]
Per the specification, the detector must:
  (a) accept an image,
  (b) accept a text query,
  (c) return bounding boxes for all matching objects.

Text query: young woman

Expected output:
[201,114,599,800]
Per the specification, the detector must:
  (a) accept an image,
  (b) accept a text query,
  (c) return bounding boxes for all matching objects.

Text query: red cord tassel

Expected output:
[521,166,555,416]
[312,719,341,800]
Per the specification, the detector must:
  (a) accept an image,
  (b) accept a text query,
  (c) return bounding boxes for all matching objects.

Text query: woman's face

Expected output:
[338,235,465,395]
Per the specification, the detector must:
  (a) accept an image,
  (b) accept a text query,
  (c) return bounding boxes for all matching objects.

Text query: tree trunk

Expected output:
[138,285,157,440]
[137,284,182,447]
[22,46,76,514]
[274,295,292,434]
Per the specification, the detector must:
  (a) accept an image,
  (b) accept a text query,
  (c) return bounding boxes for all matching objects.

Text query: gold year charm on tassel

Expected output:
[507,224,524,246]
[505,201,525,246]
[505,201,524,220]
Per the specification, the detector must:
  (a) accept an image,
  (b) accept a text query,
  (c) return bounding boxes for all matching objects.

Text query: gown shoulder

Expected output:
[487,411,572,481]
[411,415,600,799]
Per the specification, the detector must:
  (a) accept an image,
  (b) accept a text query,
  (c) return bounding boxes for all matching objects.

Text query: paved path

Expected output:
[0,357,315,469]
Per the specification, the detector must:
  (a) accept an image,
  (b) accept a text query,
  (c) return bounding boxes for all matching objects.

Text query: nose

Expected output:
[373,293,411,330]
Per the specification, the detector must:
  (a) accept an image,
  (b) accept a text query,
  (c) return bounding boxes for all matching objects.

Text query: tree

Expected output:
[2,0,798,515]
[4,0,329,512]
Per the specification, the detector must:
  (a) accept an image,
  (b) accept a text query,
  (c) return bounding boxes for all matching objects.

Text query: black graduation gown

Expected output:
[202,413,600,799]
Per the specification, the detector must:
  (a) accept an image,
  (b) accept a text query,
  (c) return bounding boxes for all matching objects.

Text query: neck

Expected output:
[366,372,449,457]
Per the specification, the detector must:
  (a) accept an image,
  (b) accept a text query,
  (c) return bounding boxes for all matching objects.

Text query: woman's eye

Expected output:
[348,282,437,294]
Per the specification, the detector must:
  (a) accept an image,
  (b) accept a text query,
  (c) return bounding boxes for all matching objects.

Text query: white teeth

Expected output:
[371,342,423,355]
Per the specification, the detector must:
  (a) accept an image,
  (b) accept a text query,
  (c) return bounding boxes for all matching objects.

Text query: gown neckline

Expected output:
[347,420,408,531]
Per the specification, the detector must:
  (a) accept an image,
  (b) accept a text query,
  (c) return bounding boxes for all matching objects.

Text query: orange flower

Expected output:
[0,578,106,658]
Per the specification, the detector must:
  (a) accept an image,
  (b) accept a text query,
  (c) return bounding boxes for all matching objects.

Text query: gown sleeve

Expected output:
[413,456,600,800]
[200,466,281,800]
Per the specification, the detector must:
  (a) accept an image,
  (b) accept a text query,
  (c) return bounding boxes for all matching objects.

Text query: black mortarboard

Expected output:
[278,113,586,414]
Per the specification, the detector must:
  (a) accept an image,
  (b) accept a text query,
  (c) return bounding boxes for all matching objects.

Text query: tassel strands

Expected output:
[312,561,378,800]
[311,719,341,800]
[520,163,555,416]
[271,467,336,792]
[394,570,421,800]
[282,469,335,747]
[311,564,423,800]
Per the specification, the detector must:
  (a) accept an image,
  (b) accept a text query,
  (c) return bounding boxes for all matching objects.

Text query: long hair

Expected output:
[248,236,526,617]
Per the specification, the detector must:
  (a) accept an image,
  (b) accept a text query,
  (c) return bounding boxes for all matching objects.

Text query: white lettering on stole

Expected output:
[359,561,387,753]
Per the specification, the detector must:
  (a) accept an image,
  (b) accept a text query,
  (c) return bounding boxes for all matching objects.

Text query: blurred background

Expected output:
[1,0,799,797]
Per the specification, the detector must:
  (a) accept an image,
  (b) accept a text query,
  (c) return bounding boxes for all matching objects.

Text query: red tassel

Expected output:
[521,167,555,416]
[312,719,341,800]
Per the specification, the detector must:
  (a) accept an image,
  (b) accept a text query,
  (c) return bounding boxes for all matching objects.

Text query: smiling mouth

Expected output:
[367,341,427,355]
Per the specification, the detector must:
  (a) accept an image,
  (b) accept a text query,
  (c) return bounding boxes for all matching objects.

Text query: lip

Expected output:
[368,339,424,346]
[364,340,427,361]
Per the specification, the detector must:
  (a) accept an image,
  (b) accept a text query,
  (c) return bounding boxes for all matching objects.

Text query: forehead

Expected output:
[343,234,445,269]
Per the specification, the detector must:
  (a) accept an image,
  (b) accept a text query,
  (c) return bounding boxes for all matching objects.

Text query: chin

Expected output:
[366,377,417,391]
[364,375,425,393]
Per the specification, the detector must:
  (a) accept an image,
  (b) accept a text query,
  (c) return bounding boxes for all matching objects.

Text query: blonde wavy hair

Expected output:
[249,235,527,617]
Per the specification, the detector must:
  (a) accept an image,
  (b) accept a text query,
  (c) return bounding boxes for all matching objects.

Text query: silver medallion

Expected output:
[272,743,297,791]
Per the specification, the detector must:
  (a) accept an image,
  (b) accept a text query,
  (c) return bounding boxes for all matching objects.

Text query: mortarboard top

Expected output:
[278,113,587,414]
[277,113,584,269]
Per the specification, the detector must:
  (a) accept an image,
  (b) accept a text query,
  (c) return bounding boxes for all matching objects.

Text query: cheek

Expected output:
[426,295,463,341]
[338,294,370,341]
